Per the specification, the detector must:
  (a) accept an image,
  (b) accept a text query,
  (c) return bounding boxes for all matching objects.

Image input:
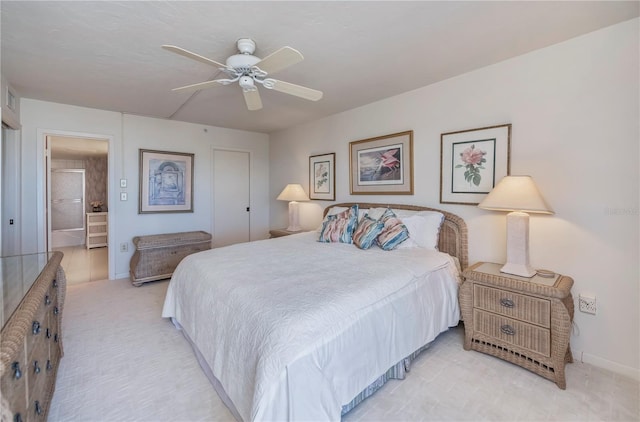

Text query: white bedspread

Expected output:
[162,232,461,421]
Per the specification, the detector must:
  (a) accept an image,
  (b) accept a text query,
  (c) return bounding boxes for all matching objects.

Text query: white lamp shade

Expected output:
[277,184,309,202]
[478,176,553,214]
[478,175,552,278]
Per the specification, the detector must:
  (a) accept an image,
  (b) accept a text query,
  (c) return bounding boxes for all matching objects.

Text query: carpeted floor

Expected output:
[49,278,639,421]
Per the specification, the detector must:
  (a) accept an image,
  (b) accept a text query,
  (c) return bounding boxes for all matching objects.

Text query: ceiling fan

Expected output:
[162,38,323,111]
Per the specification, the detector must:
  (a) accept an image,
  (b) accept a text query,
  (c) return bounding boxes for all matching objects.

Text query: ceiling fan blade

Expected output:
[172,79,227,92]
[162,45,226,68]
[254,46,303,75]
[243,89,263,111]
[266,79,323,101]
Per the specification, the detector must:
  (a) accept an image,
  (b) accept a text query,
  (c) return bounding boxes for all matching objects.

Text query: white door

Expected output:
[213,149,250,247]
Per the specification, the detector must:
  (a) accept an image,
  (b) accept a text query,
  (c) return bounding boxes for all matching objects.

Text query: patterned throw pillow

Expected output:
[376,208,410,250]
[352,215,385,250]
[318,205,359,243]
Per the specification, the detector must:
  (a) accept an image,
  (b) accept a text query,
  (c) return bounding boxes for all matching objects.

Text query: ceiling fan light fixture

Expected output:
[239,76,256,90]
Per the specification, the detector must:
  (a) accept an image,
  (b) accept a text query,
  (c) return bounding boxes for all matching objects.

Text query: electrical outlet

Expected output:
[120,242,128,253]
[578,295,596,315]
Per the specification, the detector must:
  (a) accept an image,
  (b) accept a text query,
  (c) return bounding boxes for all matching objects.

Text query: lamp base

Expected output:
[500,262,536,278]
[501,211,536,278]
[286,201,302,232]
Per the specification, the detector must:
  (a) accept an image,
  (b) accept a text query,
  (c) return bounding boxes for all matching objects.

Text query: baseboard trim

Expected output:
[576,351,640,381]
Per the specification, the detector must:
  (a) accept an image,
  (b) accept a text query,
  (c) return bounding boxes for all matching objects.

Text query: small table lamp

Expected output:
[478,175,553,278]
[277,184,309,232]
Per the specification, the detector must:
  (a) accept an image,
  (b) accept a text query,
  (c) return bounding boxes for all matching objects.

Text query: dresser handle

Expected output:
[32,321,41,335]
[34,401,42,416]
[46,360,53,371]
[14,413,23,422]
[46,328,51,339]
[11,362,22,380]
[45,295,51,306]
[500,324,516,336]
[54,306,59,315]
[500,298,515,308]
[53,279,58,288]
[33,360,41,374]
[54,333,59,343]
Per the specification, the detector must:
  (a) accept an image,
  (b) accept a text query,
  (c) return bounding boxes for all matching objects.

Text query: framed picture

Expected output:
[440,124,511,205]
[349,130,413,195]
[139,149,194,213]
[309,153,335,200]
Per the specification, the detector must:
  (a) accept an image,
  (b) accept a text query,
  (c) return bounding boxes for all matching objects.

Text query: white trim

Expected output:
[37,128,116,280]
[576,350,640,381]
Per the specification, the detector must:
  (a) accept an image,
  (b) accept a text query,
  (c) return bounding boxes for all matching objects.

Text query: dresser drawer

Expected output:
[0,346,28,422]
[473,284,551,327]
[473,309,551,357]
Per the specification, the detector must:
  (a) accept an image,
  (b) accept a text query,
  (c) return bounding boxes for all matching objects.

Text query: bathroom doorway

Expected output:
[48,135,109,284]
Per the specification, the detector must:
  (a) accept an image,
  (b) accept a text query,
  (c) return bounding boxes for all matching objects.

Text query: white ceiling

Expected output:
[2,1,638,134]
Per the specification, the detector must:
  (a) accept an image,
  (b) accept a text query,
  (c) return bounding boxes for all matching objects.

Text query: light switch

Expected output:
[120,179,127,188]
[120,192,127,201]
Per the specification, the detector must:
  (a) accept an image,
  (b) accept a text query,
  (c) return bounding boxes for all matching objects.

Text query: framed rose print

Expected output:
[309,153,335,200]
[349,130,413,195]
[440,124,511,205]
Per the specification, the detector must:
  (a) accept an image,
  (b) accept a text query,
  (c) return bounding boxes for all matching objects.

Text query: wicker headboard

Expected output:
[324,203,468,270]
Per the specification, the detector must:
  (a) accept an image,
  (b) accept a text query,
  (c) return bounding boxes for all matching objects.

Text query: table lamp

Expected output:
[478,175,553,277]
[277,184,309,232]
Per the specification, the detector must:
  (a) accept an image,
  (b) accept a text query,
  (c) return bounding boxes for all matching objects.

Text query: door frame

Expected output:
[211,147,252,246]
[38,129,116,280]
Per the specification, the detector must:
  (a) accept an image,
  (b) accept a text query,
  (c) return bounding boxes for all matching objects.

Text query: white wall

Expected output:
[269,19,639,378]
[19,100,270,279]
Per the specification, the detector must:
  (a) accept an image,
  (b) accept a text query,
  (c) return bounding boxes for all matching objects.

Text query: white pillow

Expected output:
[397,211,445,250]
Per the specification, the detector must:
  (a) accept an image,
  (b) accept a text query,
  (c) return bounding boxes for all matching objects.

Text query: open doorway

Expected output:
[48,135,109,284]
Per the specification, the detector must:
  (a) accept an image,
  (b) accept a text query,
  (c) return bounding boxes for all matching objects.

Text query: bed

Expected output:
[162,203,468,421]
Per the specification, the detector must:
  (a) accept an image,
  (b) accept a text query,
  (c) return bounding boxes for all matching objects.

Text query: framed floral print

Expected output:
[309,153,336,200]
[139,149,194,213]
[349,130,413,195]
[440,124,511,205]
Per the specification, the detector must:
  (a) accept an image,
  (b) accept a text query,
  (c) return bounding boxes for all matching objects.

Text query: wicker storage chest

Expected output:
[129,231,211,286]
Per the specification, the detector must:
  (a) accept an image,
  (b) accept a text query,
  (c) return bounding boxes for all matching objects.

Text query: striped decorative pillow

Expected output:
[318,205,359,243]
[376,208,410,250]
[352,215,385,250]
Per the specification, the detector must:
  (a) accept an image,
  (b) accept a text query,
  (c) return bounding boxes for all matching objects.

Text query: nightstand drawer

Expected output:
[473,309,551,357]
[473,284,551,327]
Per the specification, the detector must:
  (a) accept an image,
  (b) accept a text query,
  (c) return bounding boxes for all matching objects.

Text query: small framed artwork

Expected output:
[309,153,335,200]
[440,124,511,205]
[349,130,413,195]
[139,149,194,214]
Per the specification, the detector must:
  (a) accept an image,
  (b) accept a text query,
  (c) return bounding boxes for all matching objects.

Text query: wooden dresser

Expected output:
[0,252,66,421]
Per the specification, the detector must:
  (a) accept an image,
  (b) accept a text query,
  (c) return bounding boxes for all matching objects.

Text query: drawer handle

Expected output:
[34,401,42,416]
[500,324,516,336]
[33,360,41,374]
[11,362,22,380]
[500,298,515,308]
[54,333,59,343]
[46,360,53,371]
[46,328,51,339]
[32,321,41,335]
[54,306,59,315]
[45,295,51,306]
[53,279,58,288]
[14,413,23,422]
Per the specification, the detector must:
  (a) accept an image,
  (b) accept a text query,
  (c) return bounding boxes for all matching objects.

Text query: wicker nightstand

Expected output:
[269,228,301,238]
[460,262,574,389]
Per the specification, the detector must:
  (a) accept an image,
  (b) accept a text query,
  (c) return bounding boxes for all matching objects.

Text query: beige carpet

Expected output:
[49,278,639,421]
